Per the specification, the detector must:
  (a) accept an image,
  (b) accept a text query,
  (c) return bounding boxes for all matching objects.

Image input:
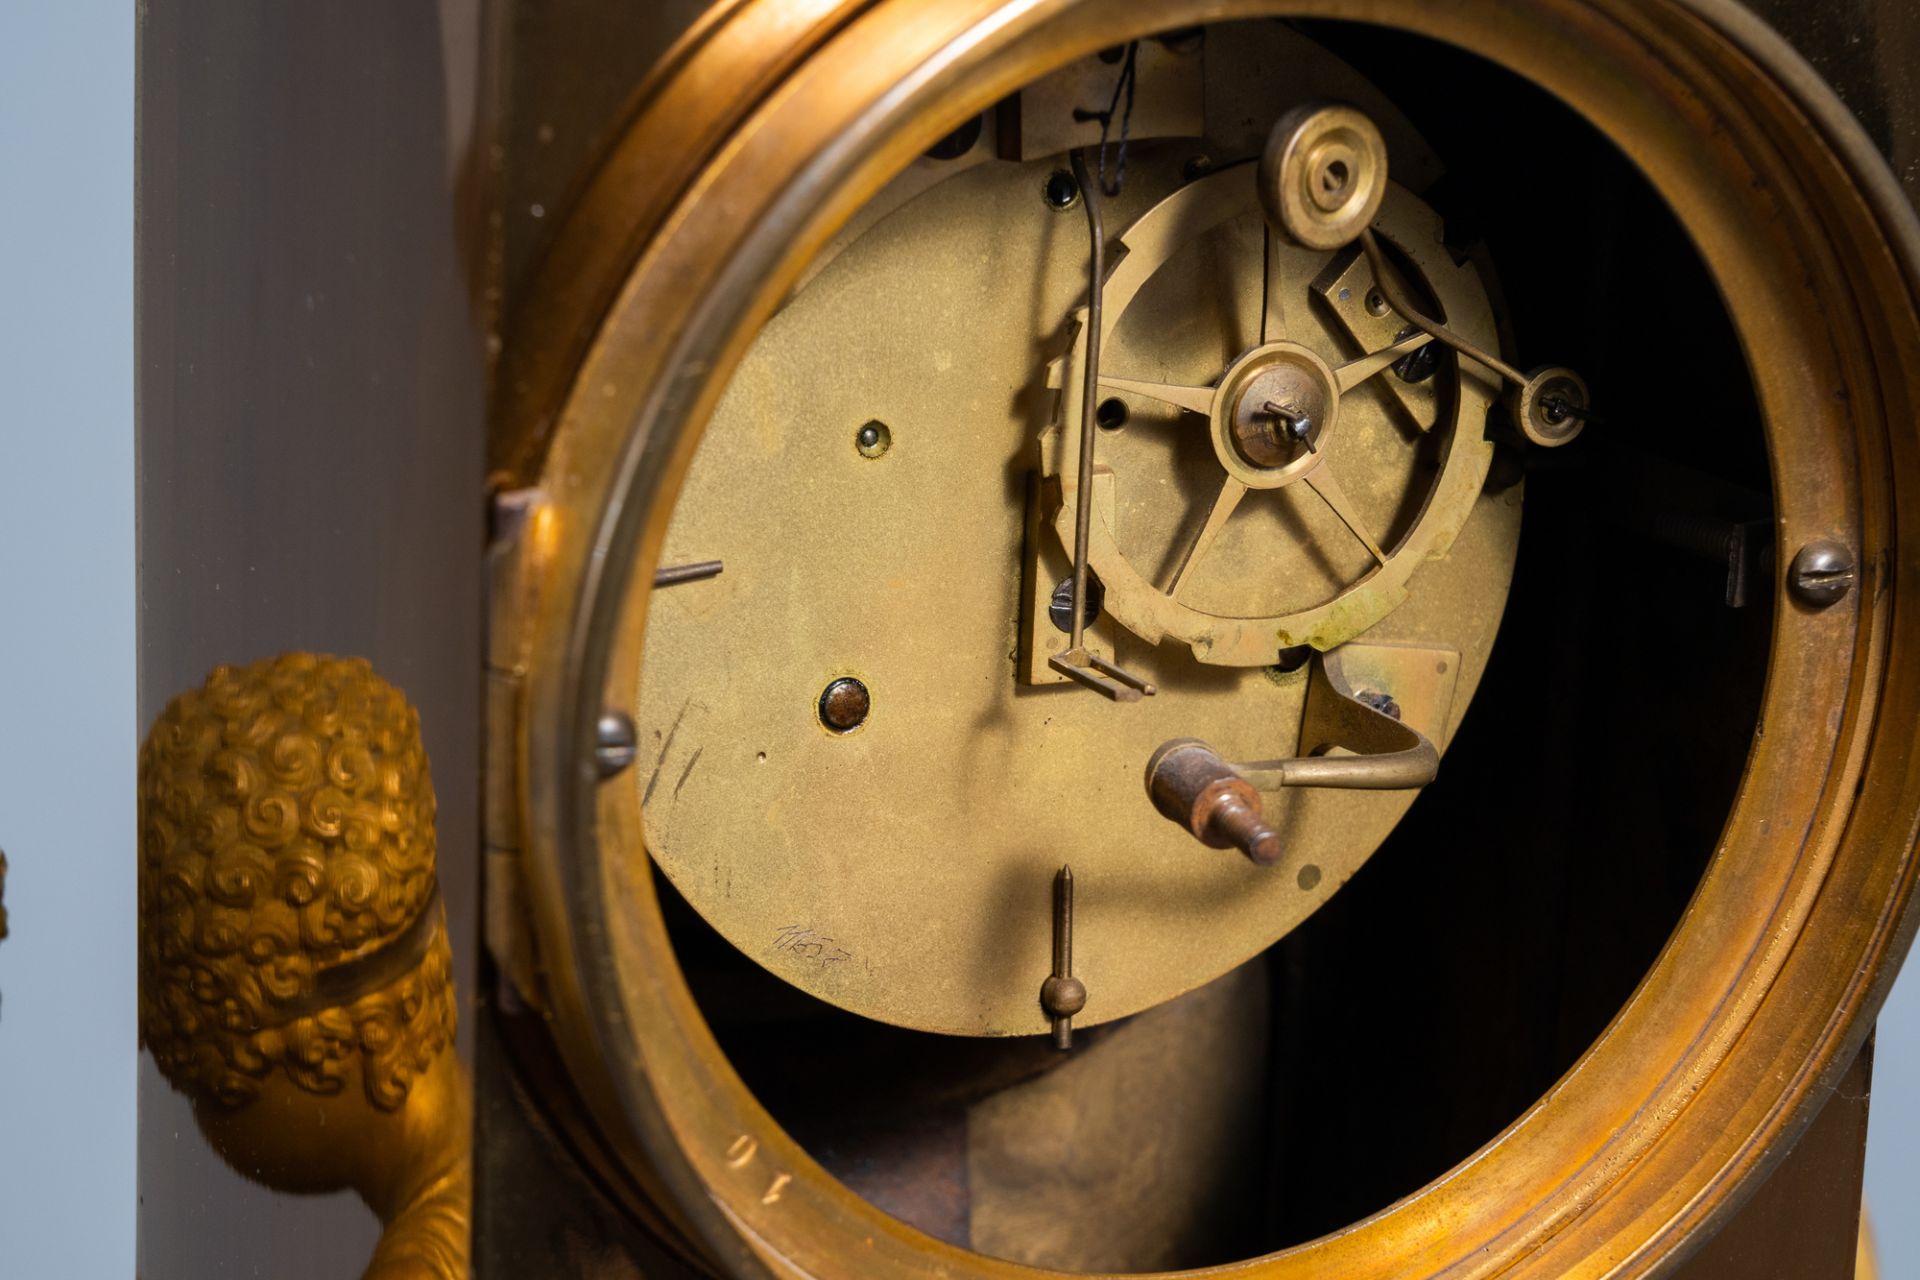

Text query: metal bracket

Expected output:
[1234,646,1438,791]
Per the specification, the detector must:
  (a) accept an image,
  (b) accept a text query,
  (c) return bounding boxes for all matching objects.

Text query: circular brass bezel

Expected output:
[497,2,1920,1277]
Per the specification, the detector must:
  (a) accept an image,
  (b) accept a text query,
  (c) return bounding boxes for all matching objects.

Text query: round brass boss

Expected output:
[1259,101,1390,250]
[1225,346,1337,470]
[1511,365,1591,447]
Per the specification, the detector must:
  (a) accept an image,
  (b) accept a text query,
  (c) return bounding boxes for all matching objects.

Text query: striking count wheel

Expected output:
[1042,167,1501,664]
[488,3,1920,1277]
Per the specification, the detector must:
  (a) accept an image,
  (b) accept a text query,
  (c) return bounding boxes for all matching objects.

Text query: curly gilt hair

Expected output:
[139,653,455,1111]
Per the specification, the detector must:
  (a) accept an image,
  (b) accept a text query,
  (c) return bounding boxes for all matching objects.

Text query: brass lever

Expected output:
[1234,646,1438,791]
[1145,648,1439,864]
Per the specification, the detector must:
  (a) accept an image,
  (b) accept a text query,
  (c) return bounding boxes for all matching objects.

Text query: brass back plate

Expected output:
[634,150,1518,1035]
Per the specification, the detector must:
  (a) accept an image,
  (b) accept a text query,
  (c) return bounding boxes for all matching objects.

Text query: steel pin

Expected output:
[653,559,724,588]
[1039,865,1087,1050]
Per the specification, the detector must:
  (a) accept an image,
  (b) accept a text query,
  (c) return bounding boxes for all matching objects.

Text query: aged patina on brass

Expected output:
[1259,101,1390,252]
[1049,145,1161,704]
[485,2,1920,1278]
[1146,645,1444,863]
[621,110,1510,1034]
[1043,170,1498,665]
[609,42,1510,1038]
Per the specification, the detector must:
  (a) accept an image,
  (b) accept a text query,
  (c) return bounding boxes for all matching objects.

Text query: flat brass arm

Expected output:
[1357,227,1527,388]
[1145,648,1437,864]
[1359,226,1595,448]
[1234,647,1437,791]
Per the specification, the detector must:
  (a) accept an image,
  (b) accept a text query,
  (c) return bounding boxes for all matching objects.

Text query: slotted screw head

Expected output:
[595,711,639,778]
[1788,540,1855,608]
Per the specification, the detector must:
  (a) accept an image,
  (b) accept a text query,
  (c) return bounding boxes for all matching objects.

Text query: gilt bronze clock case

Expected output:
[476,1,1920,1277]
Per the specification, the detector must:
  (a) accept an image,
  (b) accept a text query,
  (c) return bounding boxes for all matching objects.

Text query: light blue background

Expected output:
[1866,972,1918,1269]
[0,1,138,1276]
